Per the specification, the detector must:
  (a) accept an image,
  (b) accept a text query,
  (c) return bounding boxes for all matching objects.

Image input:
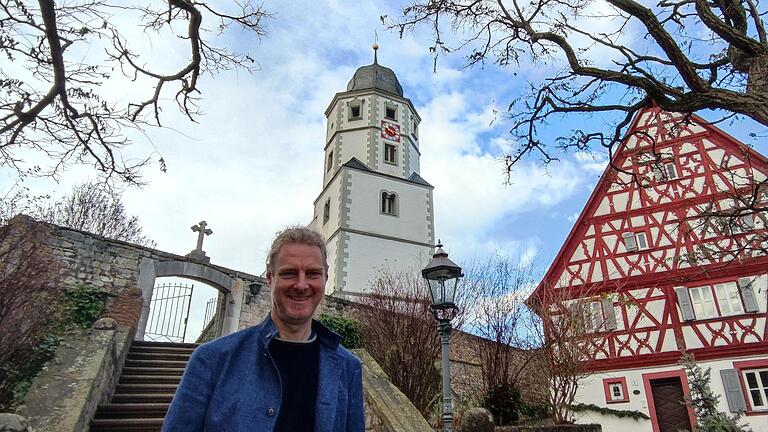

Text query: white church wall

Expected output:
[346,170,431,243]
[341,232,431,293]
[311,173,344,236]
[407,138,420,175]
[337,129,370,167]
[324,233,340,294]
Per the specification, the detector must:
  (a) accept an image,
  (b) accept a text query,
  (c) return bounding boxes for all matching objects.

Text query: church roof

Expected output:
[341,157,433,188]
[342,157,372,172]
[408,172,432,187]
[346,49,403,97]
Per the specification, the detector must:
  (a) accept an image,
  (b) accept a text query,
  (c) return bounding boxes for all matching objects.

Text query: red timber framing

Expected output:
[530,106,768,372]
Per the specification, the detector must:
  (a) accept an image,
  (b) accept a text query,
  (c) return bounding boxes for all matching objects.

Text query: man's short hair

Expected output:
[266,226,328,274]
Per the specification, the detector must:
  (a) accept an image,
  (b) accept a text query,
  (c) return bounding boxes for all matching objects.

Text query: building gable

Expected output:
[533,107,768,300]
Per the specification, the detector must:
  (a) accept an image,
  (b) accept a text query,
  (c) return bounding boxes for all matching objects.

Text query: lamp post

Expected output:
[422,240,463,432]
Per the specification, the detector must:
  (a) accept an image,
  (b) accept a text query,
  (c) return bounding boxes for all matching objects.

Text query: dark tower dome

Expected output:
[346,44,404,97]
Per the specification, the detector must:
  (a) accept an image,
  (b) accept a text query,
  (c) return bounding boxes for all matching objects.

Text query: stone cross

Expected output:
[187,220,213,262]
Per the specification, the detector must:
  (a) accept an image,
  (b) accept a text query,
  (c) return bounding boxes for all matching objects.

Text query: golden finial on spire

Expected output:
[372,43,379,64]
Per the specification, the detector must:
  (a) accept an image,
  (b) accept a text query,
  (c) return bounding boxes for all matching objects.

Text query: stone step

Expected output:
[127,351,193,362]
[120,374,181,384]
[90,417,164,432]
[93,403,170,419]
[116,383,179,394]
[131,341,199,349]
[129,345,196,355]
[111,393,175,404]
[121,366,185,376]
[124,359,189,369]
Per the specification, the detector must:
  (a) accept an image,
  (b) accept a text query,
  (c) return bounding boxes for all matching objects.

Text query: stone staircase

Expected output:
[89,341,198,432]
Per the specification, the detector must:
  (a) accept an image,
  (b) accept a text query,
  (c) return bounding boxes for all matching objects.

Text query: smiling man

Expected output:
[162,226,364,432]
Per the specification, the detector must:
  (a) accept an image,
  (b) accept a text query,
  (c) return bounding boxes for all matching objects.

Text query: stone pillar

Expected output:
[135,257,156,340]
[222,279,244,336]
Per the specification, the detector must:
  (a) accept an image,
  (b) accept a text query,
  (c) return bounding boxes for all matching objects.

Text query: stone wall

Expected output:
[17,323,133,432]
[354,349,433,432]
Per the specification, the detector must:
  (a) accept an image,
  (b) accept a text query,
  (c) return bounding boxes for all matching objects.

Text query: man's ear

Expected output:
[266,271,273,286]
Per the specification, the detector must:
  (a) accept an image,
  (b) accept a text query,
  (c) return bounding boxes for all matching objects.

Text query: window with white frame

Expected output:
[689,285,718,319]
[609,383,624,401]
[635,232,648,250]
[622,231,649,252]
[714,282,744,316]
[384,143,397,164]
[743,369,768,411]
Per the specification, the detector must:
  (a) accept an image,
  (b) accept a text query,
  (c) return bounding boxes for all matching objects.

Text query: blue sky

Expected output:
[2,0,766,332]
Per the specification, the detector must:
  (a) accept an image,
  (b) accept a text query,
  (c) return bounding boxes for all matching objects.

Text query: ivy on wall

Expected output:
[568,403,650,421]
[317,314,362,349]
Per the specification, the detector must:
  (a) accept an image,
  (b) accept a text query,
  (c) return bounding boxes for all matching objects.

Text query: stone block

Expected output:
[0,413,31,432]
[459,407,494,432]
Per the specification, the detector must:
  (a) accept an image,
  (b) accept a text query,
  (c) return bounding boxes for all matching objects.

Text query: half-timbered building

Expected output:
[531,107,768,432]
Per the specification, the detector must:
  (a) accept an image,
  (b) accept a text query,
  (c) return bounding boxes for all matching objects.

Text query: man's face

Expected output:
[267,243,327,330]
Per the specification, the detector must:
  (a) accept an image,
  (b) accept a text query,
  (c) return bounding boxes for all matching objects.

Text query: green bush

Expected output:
[317,314,362,349]
[60,284,110,329]
[482,382,523,425]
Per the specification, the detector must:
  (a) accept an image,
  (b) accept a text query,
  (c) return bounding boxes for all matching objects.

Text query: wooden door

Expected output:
[650,377,692,432]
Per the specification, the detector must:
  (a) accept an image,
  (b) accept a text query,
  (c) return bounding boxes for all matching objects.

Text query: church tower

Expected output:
[308,45,435,299]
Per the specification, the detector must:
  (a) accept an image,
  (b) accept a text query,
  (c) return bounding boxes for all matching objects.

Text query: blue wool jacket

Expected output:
[162,315,365,432]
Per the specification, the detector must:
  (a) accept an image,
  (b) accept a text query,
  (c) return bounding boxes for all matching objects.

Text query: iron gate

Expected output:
[145,282,194,343]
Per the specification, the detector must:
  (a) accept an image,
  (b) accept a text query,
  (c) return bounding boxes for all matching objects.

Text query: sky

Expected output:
[2,0,766,341]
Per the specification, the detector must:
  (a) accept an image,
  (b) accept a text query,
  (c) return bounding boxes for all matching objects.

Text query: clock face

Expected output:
[381,120,400,142]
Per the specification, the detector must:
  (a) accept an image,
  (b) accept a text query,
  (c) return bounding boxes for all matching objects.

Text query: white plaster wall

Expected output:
[324,234,339,294]
[574,355,768,431]
[407,138,420,175]
[346,170,431,243]
[338,129,370,167]
[340,232,431,293]
[312,174,344,238]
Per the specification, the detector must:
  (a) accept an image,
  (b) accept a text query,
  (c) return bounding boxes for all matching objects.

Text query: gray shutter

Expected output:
[675,286,695,321]
[738,277,759,313]
[720,369,748,413]
[742,214,755,230]
[622,232,637,251]
[652,165,664,181]
[602,297,617,331]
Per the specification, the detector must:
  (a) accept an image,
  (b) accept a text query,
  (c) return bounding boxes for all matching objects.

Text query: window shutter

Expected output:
[738,277,759,313]
[741,214,755,230]
[622,232,637,251]
[651,165,664,181]
[720,369,748,413]
[602,297,617,331]
[675,286,695,321]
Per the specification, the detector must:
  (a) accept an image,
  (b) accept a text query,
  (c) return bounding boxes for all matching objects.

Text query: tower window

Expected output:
[327,151,333,172]
[348,100,363,120]
[381,192,397,216]
[385,106,396,120]
[323,199,330,224]
[384,144,397,164]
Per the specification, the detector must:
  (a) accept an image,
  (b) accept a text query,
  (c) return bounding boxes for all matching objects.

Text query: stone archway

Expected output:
[135,258,246,341]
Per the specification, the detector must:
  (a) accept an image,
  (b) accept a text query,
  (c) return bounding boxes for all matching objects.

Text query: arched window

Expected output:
[381,192,397,216]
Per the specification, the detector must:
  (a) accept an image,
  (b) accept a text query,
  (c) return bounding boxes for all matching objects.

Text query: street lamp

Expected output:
[422,240,463,432]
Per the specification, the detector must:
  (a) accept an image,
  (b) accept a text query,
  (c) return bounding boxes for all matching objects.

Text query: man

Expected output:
[162,226,364,431]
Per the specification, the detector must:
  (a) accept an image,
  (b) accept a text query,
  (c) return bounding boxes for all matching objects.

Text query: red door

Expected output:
[650,377,693,432]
